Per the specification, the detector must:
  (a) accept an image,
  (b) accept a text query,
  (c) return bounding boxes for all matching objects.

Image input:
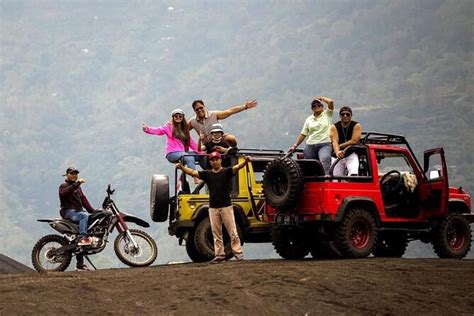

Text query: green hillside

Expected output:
[1,0,473,266]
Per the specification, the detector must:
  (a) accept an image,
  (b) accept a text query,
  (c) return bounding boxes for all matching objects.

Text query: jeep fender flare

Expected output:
[448,199,470,213]
[448,199,474,223]
[191,204,250,230]
[335,196,381,226]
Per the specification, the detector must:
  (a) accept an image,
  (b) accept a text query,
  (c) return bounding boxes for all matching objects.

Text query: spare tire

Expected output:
[150,174,170,222]
[263,157,303,210]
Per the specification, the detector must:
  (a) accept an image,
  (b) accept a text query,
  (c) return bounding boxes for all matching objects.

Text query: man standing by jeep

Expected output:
[176,152,250,263]
[330,106,362,176]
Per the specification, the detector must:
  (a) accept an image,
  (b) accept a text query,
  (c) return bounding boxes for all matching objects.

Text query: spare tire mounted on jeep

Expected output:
[150,174,170,222]
[263,157,304,210]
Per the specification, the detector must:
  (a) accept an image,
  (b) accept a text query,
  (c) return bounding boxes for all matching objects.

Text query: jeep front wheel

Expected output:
[272,227,309,259]
[372,232,408,258]
[335,209,377,258]
[185,230,208,262]
[433,213,471,258]
[194,217,242,261]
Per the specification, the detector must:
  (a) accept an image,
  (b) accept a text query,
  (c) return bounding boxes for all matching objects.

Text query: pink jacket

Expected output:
[143,122,200,154]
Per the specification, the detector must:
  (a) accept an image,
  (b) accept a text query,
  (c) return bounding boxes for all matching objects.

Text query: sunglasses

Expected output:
[340,112,351,117]
[194,107,205,112]
[311,101,323,108]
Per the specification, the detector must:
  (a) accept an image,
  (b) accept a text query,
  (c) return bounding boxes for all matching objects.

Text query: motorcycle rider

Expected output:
[59,167,95,271]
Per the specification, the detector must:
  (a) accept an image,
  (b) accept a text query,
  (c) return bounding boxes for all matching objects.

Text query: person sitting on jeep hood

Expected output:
[288,96,334,174]
[330,106,362,176]
[199,123,234,168]
[143,109,202,184]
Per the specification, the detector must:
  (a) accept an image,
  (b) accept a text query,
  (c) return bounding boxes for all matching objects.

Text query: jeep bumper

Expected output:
[168,220,194,236]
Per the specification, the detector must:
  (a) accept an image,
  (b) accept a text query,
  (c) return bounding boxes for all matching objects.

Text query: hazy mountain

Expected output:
[1,0,473,266]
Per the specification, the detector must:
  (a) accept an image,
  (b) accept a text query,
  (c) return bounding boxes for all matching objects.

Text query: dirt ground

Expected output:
[1,258,473,315]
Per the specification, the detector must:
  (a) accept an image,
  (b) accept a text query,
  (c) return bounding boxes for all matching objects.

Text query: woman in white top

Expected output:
[288,96,335,174]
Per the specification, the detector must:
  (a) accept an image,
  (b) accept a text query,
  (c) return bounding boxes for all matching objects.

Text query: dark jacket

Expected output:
[59,180,95,217]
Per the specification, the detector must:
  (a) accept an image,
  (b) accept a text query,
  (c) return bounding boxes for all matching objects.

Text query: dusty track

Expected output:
[1,258,473,315]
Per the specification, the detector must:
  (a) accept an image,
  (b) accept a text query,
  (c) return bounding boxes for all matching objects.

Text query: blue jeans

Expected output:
[166,151,197,170]
[64,209,89,237]
[303,142,332,175]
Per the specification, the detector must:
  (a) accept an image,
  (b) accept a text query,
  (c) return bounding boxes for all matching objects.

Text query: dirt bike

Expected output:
[31,185,158,272]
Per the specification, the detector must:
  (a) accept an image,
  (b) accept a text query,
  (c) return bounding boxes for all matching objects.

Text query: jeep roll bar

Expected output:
[360,131,423,177]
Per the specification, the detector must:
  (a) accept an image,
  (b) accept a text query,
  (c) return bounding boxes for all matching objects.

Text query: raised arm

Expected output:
[142,122,169,135]
[215,99,257,120]
[176,163,199,178]
[315,96,334,111]
[232,156,251,173]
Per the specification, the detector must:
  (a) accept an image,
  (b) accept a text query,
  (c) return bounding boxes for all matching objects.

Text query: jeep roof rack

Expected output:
[360,132,408,146]
[238,148,285,157]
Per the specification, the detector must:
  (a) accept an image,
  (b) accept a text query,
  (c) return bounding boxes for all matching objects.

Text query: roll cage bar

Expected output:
[360,132,423,176]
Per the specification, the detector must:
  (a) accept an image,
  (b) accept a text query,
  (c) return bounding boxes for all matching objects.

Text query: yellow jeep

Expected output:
[150,150,284,262]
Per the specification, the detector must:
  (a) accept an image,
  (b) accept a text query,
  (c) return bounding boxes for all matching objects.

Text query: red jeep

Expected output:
[263,132,473,259]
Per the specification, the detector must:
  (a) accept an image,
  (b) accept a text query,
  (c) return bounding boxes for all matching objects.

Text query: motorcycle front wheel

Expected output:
[31,234,72,272]
[114,229,157,267]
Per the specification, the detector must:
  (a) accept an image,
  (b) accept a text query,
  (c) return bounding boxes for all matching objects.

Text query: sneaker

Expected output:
[78,236,92,246]
[235,255,244,262]
[75,264,90,271]
[209,256,226,264]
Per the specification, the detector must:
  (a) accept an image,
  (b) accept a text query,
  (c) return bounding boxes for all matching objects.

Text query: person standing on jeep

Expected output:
[189,99,257,147]
[59,167,95,271]
[288,96,334,174]
[176,152,251,263]
[330,106,362,176]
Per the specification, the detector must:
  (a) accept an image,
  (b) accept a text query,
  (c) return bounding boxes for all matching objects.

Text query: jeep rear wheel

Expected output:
[335,209,377,258]
[372,232,408,258]
[194,217,243,261]
[150,174,170,222]
[433,213,471,258]
[263,157,303,210]
[272,227,309,259]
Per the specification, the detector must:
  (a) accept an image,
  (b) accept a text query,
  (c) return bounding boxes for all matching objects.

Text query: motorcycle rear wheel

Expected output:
[114,229,157,267]
[31,234,72,272]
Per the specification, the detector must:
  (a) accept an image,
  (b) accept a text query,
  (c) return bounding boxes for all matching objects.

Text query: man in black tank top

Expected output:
[330,106,362,176]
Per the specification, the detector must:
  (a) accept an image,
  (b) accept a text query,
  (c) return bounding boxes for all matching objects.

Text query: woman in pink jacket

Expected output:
[142,109,201,183]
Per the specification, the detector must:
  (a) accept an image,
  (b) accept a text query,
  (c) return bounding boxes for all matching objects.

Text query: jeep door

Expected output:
[420,148,449,217]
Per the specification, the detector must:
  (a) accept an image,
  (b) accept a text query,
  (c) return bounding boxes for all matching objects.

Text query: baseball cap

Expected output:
[339,106,352,115]
[63,167,79,176]
[208,151,222,160]
[210,123,224,133]
[171,108,185,116]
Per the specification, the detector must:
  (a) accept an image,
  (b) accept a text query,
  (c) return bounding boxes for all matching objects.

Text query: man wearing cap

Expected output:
[189,99,257,147]
[176,152,251,263]
[59,167,96,271]
[330,106,362,176]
